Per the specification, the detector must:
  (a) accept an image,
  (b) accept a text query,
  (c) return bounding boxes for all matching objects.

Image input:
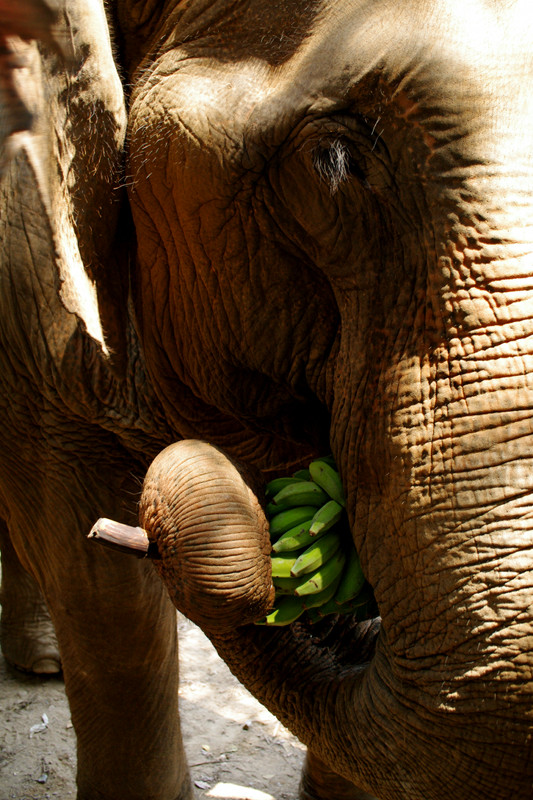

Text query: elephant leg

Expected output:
[4,437,193,800]
[299,751,377,800]
[49,553,193,800]
[0,517,60,674]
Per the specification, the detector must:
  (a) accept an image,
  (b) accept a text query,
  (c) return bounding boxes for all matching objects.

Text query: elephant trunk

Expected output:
[138,439,275,632]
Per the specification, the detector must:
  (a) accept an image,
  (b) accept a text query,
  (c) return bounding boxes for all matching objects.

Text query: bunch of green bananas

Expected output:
[255,457,376,626]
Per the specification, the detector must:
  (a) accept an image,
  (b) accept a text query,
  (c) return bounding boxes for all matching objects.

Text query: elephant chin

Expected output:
[138,439,275,633]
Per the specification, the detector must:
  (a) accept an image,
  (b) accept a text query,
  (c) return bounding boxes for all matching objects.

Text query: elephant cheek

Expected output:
[139,440,275,633]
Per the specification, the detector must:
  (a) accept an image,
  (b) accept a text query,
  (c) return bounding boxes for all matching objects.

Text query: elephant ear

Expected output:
[0,0,73,170]
[0,2,130,372]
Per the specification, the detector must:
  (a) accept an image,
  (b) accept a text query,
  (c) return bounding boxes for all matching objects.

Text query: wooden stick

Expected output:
[87,518,160,559]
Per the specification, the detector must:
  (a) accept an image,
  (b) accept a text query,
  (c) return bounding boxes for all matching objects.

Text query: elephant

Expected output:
[0,0,532,799]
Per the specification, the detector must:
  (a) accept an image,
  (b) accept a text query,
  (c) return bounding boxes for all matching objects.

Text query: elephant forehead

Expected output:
[132,57,277,146]
[128,0,533,193]
[132,0,533,108]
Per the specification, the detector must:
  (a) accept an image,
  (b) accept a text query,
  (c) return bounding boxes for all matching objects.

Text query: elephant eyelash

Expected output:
[312,138,369,194]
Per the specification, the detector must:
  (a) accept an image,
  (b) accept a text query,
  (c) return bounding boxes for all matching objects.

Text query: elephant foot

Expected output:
[299,751,377,800]
[0,584,60,674]
[1,606,61,674]
[0,519,61,675]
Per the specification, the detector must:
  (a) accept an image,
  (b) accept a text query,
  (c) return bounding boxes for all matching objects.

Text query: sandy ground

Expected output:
[0,614,306,800]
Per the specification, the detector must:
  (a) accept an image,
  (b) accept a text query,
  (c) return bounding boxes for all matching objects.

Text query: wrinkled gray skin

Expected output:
[1,1,533,799]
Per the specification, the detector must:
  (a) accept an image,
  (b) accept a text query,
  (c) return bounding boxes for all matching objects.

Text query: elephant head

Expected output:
[113,1,533,798]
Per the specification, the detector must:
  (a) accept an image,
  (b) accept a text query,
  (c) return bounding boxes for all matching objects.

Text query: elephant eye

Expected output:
[312,138,368,194]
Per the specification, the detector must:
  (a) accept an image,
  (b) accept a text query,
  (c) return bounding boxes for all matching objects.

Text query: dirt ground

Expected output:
[0,613,306,800]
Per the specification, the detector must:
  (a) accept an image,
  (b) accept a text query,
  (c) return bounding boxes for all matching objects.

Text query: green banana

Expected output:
[255,595,306,626]
[294,548,346,596]
[305,590,366,622]
[266,480,329,515]
[333,546,366,606]
[304,604,330,623]
[308,460,345,507]
[304,603,336,623]
[265,476,302,498]
[330,584,377,618]
[315,454,337,468]
[290,529,341,577]
[301,573,343,610]
[268,505,318,538]
[309,499,344,536]
[270,552,299,578]
[272,518,333,553]
[263,456,374,626]
[321,585,378,620]
[272,575,303,594]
